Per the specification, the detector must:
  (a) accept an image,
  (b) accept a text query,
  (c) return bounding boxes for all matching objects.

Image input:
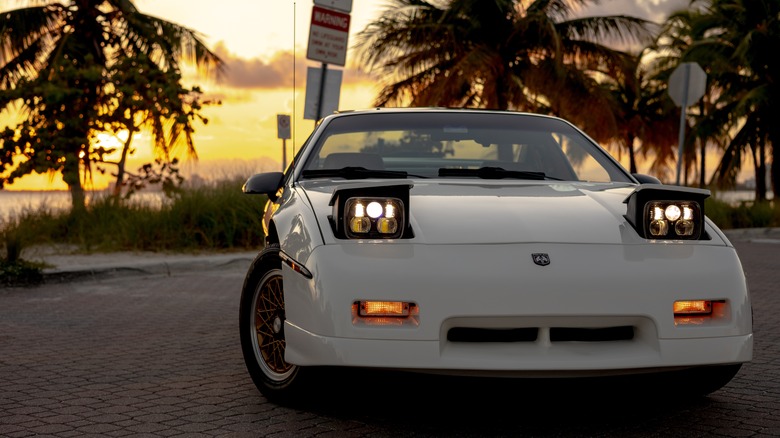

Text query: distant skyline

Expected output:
[2,0,693,191]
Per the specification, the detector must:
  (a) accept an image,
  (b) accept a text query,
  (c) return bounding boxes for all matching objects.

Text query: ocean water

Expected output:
[0,190,165,222]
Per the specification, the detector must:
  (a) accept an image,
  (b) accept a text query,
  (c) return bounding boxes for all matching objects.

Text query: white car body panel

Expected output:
[274,180,752,375]
[281,240,751,373]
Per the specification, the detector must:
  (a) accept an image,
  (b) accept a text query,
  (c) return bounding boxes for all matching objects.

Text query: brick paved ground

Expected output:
[1,241,778,437]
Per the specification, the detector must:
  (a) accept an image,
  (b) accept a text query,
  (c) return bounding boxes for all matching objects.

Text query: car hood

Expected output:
[299,179,641,245]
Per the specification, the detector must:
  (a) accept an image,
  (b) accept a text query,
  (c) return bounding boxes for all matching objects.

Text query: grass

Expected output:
[61,179,268,252]
[0,258,45,287]
[0,177,268,285]
[705,198,780,229]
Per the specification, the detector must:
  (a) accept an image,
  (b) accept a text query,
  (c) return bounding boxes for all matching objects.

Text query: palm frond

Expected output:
[0,4,65,86]
[558,15,654,48]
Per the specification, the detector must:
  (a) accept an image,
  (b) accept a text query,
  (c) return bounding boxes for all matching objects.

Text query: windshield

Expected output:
[299,112,632,183]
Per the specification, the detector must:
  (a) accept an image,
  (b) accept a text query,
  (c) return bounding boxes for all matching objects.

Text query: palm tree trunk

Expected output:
[772,148,779,201]
[699,137,706,188]
[112,135,134,198]
[770,126,779,201]
[626,133,637,174]
[62,152,86,214]
[699,101,706,188]
[757,135,767,202]
[754,127,767,203]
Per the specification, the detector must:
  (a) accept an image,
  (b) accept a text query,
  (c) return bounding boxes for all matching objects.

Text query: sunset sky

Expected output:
[1,0,691,191]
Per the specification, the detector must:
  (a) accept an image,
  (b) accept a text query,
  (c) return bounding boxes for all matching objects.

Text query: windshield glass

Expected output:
[300,112,632,183]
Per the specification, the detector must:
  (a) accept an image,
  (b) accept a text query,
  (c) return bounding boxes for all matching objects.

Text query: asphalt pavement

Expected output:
[1,228,779,437]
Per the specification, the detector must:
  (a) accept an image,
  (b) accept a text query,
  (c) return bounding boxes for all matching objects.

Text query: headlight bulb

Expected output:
[366,201,383,219]
[652,206,664,221]
[354,202,365,218]
[349,217,371,234]
[675,220,694,236]
[683,205,694,221]
[649,219,668,236]
[665,204,682,221]
[377,218,398,234]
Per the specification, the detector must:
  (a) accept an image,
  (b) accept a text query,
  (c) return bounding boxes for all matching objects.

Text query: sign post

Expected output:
[304,66,342,120]
[306,4,350,121]
[668,62,707,186]
[277,114,291,171]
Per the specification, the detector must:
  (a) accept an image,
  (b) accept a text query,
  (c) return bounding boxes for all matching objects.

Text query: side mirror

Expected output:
[243,172,285,201]
[632,173,662,185]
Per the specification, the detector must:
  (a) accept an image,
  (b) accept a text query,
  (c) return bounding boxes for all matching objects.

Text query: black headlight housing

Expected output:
[329,183,413,239]
[624,185,710,240]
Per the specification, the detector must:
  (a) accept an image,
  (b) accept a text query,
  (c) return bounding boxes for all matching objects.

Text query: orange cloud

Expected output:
[211,42,307,89]
[209,41,377,90]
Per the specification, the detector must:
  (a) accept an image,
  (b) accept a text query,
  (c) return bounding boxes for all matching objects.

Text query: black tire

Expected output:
[239,244,306,402]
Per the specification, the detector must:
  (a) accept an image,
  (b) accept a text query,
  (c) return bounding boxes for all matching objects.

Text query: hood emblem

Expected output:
[532,253,550,266]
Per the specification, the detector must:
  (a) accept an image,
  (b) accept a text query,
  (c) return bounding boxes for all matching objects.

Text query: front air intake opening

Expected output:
[549,326,634,342]
[447,327,539,343]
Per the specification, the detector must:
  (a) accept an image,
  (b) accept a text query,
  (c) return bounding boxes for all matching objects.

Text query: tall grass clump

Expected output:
[705,198,780,229]
[0,209,55,285]
[3,179,779,263]
[75,177,267,252]
[0,177,268,255]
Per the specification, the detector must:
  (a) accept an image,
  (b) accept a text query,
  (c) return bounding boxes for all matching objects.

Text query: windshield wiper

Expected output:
[302,167,411,180]
[438,166,557,180]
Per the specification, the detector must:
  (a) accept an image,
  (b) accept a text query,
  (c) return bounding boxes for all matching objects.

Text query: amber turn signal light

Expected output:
[352,301,420,327]
[358,301,412,317]
[673,300,712,315]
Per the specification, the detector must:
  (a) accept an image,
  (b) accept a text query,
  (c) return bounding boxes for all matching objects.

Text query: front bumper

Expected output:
[282,242,753,373]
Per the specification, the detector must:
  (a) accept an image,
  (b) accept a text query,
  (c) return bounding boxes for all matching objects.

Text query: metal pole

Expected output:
[675,63,690,186]
[316,63,328,122]
[282,138,287,171]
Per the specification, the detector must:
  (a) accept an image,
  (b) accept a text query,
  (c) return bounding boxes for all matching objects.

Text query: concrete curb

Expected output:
[39,252,257,282]
[723,227,780,243]
[25,228,780,283]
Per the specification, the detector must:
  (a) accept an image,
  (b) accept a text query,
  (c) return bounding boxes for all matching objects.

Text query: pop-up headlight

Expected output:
[647,201,700,237]
[624,185,710,240]
[330,183,412,239]
[345,197,404,238]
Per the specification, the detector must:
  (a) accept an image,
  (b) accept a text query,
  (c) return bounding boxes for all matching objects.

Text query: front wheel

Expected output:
[239,244,306,401]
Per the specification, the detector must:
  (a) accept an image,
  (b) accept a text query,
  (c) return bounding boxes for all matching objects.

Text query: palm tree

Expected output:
[603,52,679,179]
[97,54,216,198]
[0,0,222,211]
[353,0,652,143]
[646,8,717,187]
[661,0,780,200]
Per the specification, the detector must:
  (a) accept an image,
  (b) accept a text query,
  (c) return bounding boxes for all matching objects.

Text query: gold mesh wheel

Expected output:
[251,269,295,380]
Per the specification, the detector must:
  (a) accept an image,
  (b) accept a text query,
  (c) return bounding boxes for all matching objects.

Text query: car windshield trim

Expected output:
[301,167,415,180]
[438,167,563,181]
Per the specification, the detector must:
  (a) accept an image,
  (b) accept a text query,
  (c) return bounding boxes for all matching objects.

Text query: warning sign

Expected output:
[306,5,350,66]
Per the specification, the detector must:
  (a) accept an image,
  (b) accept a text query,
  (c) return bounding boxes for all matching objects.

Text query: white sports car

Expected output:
[239,108,752,401]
